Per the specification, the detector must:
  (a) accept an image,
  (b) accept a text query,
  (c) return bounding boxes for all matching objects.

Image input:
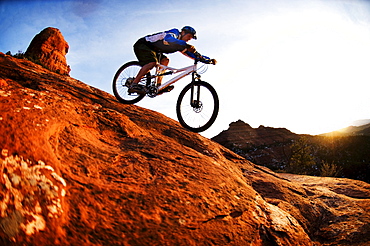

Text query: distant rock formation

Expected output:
[212,120,300,167]
[25,27,70,75]
[213,120,299,148]
[213,120,370,182]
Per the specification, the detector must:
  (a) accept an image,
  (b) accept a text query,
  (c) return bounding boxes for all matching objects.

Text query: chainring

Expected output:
[147,85,158,98]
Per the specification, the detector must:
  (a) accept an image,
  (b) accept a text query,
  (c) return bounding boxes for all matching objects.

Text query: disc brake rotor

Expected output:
[192,100,203,113]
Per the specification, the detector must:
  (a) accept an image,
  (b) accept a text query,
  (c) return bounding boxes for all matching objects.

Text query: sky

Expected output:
[1,0,370,138]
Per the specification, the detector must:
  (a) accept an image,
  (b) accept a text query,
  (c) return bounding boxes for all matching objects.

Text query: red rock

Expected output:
[25,27,70,75]
[0,78,8,87]
[0,44,369,245]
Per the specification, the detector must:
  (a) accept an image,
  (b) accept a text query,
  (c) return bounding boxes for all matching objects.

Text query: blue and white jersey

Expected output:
[144,28,196,58]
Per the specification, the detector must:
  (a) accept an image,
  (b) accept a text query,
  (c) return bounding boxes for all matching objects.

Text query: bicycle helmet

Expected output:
[181,26,197,39]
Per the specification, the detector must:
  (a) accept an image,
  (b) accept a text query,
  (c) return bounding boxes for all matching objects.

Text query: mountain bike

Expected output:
[112,55,219,132]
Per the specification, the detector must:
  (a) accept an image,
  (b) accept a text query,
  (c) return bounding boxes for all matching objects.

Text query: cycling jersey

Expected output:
[144,28,197,59]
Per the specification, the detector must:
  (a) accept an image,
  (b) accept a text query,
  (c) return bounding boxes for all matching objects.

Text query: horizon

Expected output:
[215,118,370,136]
[1,0,369,138]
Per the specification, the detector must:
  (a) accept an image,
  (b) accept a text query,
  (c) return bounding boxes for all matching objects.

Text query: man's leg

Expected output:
[132,61,156,84]
[157,57,169,86]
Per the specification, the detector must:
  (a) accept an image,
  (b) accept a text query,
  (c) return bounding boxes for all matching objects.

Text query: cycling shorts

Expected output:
[133,38,167,66]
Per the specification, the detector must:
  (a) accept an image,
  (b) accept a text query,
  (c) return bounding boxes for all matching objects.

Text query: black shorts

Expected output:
[133,38,167,66]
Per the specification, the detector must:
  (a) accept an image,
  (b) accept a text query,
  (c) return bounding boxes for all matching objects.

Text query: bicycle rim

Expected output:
[176,81,219,132]
[112,61,148,104]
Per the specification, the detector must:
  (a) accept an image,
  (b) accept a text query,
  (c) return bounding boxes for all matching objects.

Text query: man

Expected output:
[129,26,216,94]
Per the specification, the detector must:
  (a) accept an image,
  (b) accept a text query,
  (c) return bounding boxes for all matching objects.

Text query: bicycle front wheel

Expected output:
[112,61,150,104]
[176,81,219,132]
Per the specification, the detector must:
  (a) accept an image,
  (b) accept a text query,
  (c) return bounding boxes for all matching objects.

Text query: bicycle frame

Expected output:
[152,61,205,109]
[153,63,198,91]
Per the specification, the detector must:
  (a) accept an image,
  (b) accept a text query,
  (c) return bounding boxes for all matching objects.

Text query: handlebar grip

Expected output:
[194,53,216,65]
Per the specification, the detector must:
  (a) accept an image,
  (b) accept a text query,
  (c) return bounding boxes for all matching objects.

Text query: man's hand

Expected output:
[187,45,196,53]
[199,56,217,65]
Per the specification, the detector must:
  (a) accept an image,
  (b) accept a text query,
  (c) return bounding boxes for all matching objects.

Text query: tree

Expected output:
[287,137,316,175]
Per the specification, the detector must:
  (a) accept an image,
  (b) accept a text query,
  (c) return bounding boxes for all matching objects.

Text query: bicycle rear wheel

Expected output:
[176,81,219,132]
[112,61,150,104]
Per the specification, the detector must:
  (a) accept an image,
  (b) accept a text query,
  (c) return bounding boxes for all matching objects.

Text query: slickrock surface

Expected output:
[0,51,369,245]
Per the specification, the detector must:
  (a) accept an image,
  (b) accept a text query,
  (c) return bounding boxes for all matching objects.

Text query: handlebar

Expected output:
[194,52,217,65]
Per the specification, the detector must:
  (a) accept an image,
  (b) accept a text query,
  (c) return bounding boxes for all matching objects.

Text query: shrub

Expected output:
[320,161,341,177]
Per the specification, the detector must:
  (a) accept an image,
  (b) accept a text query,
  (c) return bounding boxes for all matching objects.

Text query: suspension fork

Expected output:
[190,71,201,108]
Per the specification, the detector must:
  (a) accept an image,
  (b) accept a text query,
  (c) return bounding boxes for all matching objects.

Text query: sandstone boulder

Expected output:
[25,27,70,75]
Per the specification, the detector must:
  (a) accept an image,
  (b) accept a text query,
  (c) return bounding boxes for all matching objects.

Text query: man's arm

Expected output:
[163,29,187,48]
[182,50,217,64]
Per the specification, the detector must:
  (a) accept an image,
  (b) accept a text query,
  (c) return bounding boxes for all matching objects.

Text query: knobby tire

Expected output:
[176,81,219,132]
[112,61,150,104]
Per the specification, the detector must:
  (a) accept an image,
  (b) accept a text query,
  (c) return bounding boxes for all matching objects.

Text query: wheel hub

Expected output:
[125,77,134,87]
[192,100,203,113]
